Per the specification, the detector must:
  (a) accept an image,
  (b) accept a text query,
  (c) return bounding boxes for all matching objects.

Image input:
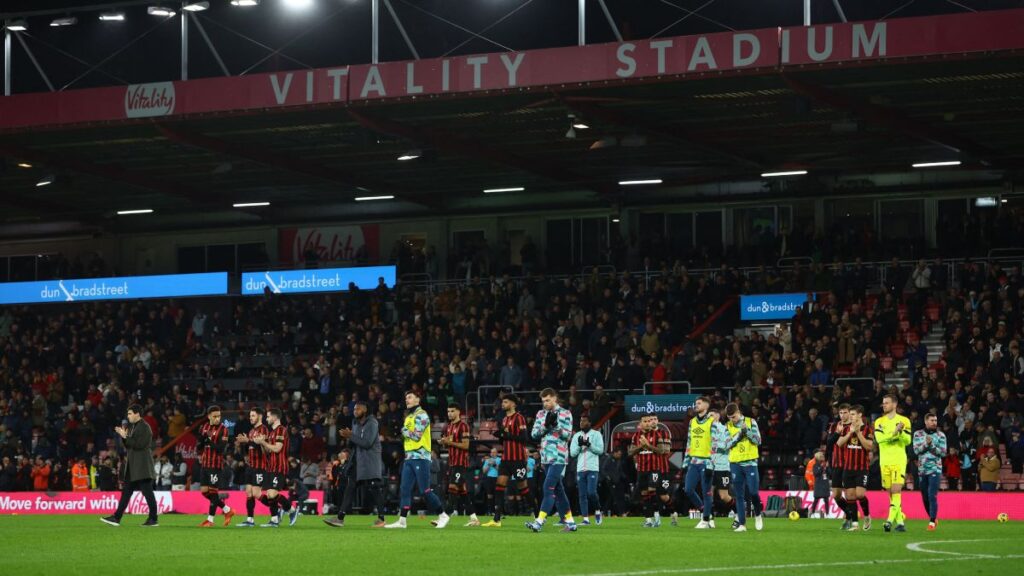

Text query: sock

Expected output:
[493,485,506,521]
[837,496,850,520]
[663,499,674,517]
[460,488,471,517]
[859,496,870,517]
[203,492,217,517]
[887,493,901,523]
[537,510,548,524]
[259,495,270,509]
[268,499,279,521]
[446,488,459,515]
[276,495,289,511]
[564,512,574,524]
[209,489,228,513]
[246,496,255,521]
[519,487,532,515]
[401,507,410,518]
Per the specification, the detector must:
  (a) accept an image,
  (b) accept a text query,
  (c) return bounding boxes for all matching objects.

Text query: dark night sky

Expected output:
[2,0,1021,93]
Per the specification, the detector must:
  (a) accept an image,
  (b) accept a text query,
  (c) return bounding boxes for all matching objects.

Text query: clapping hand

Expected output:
[895,422,905,433]
[544,411,558,429]
[114,426,128,439]
[339,428,352,439]
[925,435,932,446]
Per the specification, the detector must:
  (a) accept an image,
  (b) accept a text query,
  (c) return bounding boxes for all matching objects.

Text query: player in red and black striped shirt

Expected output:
[825,403,850,526]
[253,408,290,527]
[437,405,476,526]
[483,394,532,527]
[234,407,268,527]
[628,414,672,524]
[197,406,234,527]
[631,416,671,474]
[837,404,874,530]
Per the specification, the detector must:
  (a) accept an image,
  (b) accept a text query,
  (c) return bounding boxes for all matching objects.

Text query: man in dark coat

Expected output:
[101,404,159,527]
[324,401,386,527]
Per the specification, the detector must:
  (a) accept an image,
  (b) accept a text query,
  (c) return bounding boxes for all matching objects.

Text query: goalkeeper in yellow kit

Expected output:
[873,394,912,533]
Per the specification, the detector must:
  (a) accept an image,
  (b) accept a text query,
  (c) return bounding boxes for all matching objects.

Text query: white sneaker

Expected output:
[464,514,480,527]
[434,513,450,529]
[755,514,764,531]
[734,524,747,532]
[384,518,407,529]
[695,520,710,529]
[670,512,679,526]
[709,519,716,529]
[728,510,736,519]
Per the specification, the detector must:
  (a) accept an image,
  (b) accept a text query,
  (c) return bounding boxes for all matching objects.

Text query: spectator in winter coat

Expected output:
[978,438,1001,491]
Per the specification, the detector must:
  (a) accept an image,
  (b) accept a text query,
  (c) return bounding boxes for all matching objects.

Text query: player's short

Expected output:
[200,466,224,488]
[640,471,671,496]
[842,469,869,490]
[880,464,906,489]
[447,466,468,486]
[245,467,265,488]
[713,470,731,490]
[830,467,845,489]
[499,460,528,481]
[262,471,285,491]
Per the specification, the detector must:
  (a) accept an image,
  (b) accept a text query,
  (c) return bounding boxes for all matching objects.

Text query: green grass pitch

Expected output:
[0,515,1021,575]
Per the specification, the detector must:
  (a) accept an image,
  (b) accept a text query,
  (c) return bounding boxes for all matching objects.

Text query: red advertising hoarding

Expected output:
[1,9,1023,131]
[763,490,1024,521]
[0,490,324,515]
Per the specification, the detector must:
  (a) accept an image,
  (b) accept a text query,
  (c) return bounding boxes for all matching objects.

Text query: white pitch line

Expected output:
[906,539,999,558]
[570,554,1024,576]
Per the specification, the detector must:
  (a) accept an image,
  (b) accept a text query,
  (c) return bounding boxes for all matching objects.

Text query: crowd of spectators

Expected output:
[1,247,1022,497]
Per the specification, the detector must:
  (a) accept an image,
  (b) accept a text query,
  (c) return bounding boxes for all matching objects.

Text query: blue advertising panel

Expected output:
[0,272,228,305]
[241,265,396,296]
[624,394,699,420]
[740,293,813,321]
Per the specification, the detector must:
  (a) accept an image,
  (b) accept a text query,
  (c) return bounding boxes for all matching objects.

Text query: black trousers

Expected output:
[338,478,385,519]
[114,479,158,521]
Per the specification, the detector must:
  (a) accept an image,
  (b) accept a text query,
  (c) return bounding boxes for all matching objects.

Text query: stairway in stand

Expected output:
[884,323,944,390]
